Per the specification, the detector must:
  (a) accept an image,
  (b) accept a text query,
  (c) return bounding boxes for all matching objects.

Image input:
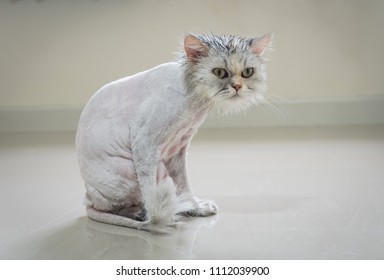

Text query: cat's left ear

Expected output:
[184,35,209,63]
[251,33,274,57]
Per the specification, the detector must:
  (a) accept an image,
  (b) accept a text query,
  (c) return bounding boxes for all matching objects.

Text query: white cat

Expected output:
[76,33,273,233]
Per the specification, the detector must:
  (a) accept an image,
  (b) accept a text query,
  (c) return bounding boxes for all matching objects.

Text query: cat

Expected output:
[76,33,273,233]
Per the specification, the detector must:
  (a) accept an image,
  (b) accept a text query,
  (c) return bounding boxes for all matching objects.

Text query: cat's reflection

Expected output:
[4,215,217,259]
[83,215,219,259]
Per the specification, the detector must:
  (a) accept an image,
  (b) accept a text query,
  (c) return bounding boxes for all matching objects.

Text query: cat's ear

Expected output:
[251,33,274,57]
[184,35,209,63]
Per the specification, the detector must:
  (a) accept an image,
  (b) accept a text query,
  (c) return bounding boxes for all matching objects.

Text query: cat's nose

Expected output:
[232,84,242,91]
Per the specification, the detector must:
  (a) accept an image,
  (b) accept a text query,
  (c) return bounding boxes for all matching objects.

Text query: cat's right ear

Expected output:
[184,35,209,63]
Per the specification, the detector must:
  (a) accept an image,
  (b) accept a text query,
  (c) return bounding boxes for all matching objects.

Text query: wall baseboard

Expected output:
[0,107,82,133]
[203,96,384,128]
[1,97,384,132]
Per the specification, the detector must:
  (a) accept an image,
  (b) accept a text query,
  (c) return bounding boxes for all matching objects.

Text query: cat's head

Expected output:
[182,33,273,114]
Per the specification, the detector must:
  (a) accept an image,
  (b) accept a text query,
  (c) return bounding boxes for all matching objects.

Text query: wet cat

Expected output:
[76,33,273,233]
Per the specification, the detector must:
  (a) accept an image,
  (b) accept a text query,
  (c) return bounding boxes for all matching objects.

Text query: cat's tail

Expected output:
[86,177,193,233]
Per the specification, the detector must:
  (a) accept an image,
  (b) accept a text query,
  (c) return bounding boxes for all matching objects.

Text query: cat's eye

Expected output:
[212,68,229,79]
[241,68,255,78]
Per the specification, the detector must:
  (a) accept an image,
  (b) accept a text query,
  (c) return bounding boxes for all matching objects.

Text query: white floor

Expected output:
[0,126,383,260]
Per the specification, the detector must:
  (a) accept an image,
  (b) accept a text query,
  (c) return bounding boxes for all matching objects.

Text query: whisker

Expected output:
[260,98,287,119]
[182,94,216,122]
[255,101,269,117]
[267,93,290,104]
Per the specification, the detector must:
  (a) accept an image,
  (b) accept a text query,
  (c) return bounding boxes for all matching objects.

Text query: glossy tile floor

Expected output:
[0,126,383,260]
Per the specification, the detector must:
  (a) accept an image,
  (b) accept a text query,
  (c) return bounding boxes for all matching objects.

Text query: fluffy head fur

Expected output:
[180,33,273,114]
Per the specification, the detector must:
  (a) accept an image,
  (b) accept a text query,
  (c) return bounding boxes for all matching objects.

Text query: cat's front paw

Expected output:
[185,198,218,217]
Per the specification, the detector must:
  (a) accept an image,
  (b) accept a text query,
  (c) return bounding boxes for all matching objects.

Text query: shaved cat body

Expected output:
[76,33,273,232]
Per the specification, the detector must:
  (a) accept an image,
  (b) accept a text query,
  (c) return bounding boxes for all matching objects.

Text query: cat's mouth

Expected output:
[230,92,241,99]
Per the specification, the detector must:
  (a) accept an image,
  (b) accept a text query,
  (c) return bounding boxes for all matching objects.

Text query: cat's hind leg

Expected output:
[82,155,161,231]
[84,175,187,233]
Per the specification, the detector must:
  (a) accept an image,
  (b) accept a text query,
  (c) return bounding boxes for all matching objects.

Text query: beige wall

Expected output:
[1,0,383,109]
